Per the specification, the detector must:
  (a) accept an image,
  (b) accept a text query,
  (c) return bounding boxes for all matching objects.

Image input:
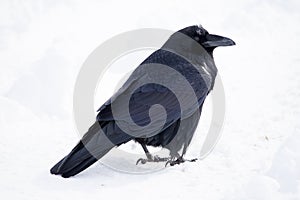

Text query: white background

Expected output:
[0,0,300,199]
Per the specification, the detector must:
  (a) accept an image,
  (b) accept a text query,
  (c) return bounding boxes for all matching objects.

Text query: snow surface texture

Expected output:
[1,0,300,199]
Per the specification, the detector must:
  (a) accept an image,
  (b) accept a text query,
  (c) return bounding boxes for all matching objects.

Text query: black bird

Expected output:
[50,25,235,178]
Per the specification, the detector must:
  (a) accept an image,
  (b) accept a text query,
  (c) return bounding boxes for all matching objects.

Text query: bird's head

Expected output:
[178,25,235,54]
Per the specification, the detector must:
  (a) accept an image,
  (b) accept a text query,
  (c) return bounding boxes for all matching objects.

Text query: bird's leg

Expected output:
[165,156,197,167]
[136,143,170,165]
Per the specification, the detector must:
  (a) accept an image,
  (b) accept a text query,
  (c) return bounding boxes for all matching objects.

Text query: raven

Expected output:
[50,25,235,178]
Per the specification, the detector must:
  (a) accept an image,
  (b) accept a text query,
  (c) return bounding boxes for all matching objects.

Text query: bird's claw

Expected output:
[136,155,170,165]
[136,158,147,165]
[165,158,182,167]
[165,157,198,167]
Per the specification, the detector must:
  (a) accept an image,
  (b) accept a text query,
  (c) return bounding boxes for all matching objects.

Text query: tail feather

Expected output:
[61,156,98,178]
[50,140,113,177]
[50,121,116,178]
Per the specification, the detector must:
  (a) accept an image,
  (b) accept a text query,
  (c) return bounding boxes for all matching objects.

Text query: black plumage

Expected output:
[50,25,235,178]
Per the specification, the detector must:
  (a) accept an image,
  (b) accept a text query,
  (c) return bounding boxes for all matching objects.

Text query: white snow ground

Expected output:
[1,0,300,199]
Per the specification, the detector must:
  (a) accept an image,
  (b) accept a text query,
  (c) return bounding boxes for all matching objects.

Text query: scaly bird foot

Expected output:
[165,157,197,167]
[136,155,170,165]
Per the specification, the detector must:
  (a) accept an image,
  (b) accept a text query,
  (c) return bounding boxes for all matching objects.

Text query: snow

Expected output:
[1,0,300,199]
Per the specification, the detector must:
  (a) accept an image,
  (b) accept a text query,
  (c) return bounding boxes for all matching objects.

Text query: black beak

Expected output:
[202,34,235,48]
